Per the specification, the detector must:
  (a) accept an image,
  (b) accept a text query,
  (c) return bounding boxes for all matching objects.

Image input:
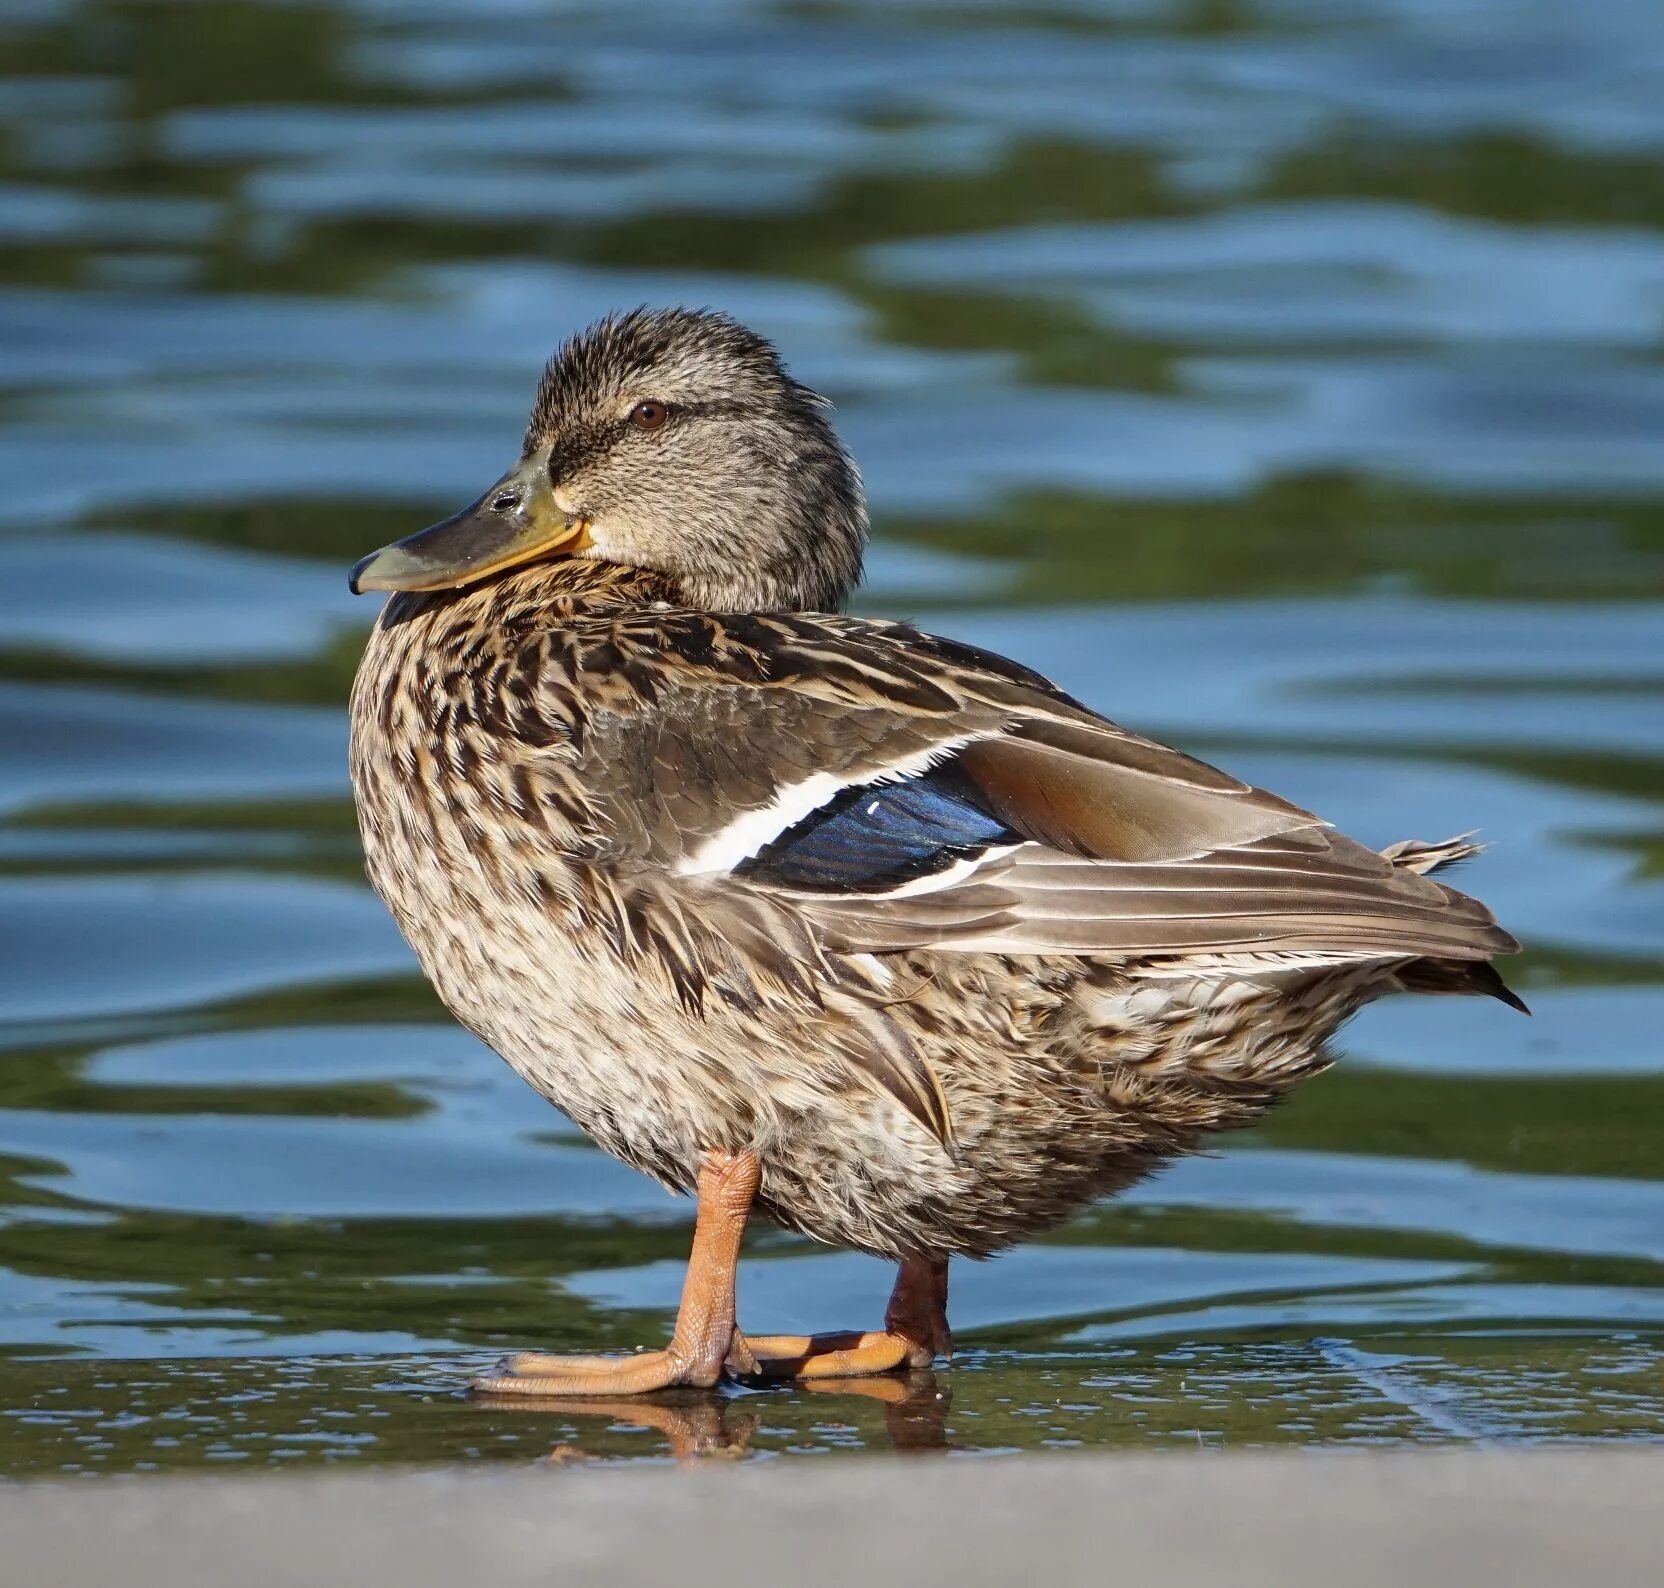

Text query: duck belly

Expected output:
[748,952,1374,1260]
[402,890,1368,1259]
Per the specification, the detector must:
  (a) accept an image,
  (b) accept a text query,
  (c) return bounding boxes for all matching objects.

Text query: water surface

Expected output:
[2,0,1663,1473]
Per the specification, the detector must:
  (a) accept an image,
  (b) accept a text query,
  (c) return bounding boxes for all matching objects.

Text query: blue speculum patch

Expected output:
[736,761,1017,890]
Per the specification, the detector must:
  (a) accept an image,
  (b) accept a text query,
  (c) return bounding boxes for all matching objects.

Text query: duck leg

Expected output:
[471,1148,759,1397]
[733,1254,951,1379]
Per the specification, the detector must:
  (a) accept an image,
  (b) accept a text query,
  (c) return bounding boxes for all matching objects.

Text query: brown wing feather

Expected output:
[581,610,1517,967]
[959,734,1307,860]
[805,725,1517,962]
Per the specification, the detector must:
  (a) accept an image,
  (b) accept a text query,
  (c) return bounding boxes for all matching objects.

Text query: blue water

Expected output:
[1,0,1662,1471]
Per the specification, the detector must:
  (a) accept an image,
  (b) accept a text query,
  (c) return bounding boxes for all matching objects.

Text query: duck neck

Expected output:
[376,559,684,637]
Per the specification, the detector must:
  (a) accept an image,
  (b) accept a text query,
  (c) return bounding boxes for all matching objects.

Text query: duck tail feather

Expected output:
[1381,832,1484,876]
[1397,955,1530,1015]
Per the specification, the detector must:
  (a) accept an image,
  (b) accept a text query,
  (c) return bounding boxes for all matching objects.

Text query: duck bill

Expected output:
[348,459,591,594]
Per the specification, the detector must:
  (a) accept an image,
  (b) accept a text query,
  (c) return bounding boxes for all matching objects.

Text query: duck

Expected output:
[347,307,1522,1396]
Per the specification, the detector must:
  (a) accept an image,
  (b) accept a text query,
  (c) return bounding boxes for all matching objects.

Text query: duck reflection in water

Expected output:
[472,1373,953,1463]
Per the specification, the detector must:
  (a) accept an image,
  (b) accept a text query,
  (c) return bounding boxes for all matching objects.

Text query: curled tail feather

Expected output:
[1382,832,1528,1014]
[1380,833,1483,877]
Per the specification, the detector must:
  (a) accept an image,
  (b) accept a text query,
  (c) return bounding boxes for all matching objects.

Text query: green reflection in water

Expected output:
[5,1336,1663,1475]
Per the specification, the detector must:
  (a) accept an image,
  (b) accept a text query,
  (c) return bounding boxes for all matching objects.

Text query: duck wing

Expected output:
[562,611,1517,967]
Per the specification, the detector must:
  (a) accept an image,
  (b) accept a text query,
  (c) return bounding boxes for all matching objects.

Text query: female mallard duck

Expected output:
[348,308,1521,1396]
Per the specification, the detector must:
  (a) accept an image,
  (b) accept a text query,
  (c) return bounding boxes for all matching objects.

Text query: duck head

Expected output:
[349,307,867,613]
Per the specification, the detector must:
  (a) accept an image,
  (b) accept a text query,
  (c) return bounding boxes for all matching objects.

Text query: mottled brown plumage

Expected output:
[348,308,1521,1394]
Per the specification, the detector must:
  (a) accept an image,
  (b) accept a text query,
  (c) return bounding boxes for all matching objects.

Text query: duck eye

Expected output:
[629,400,669,432]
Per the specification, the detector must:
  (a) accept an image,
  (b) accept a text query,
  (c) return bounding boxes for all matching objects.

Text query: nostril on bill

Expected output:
[491,492,521,512]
